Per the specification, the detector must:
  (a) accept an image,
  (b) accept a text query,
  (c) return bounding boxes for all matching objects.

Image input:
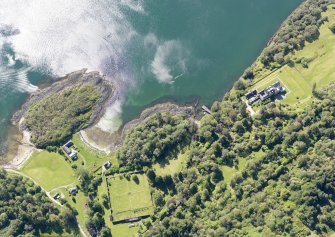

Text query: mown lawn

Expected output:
[250,5,335,110]
[153,151,187,176]
[109,222,140,237]
[108,174,153,222]
[21,151,77,191]
[292,7,335,88]
[251,65,312,106]
[99,177,142,237]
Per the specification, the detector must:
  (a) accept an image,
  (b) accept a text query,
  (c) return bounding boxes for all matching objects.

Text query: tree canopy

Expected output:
[24,84,101,148]
[244,0,329,78]
[118,112,195,170]
[143,83,335,237]
[0,169,79,236]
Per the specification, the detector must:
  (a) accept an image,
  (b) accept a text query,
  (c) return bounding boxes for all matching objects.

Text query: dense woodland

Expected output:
[0,169,79,236]
[243,0,330,79]
[24,84,101,148]
[132,82,335,237]
[117,113,195,170]
[113,2,335,235]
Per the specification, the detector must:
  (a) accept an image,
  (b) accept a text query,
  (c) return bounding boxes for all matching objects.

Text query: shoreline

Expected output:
[2,3,294,165]
[11,69,115,128]
[0,1,307,169]
[3,69,115,169]
[121,101,195,139]
[80,101,196,154]
[2,69,197,166]
[79,130,112,154]
[3,119,39,170]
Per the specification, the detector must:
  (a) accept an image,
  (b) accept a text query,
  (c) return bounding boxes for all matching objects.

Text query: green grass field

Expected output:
[109,222,141,237]
[72,134,107,171]
[250,5,335,110]
[251,65,312,106]
[72,134,119,173]
[98,177,142,237]
[108,174,153,222]
[153,152,187,176]
[221,157,248,183]
[64,189,88,235]
[21,151,77,191]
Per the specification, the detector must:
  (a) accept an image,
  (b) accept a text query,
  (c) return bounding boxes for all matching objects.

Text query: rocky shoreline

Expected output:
[6,69,114,168]
[6,68,197,165]
[80,101,196,154]
[121,102,195,140]
[12,69,115,130]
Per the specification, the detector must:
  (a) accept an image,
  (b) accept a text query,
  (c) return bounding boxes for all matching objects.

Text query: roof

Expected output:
[63,146,71,154]
[245,90,257,100]
[104,161,112,168]
[128,217,139,222]
[64,141,73,148]
[70,152,77,157]
[68,187,77,194]
[69,152,78,160]
[259,82,284,101]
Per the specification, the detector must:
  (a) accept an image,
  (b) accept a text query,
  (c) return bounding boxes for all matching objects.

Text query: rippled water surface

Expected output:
[0,0,302,155]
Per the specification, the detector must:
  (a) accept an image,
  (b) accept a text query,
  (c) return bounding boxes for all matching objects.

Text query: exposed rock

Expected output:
[12,69,114,132]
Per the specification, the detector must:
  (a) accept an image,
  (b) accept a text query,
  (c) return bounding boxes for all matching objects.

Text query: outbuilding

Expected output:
[69,152,78,161]
[63,146,71,155]
[64,141,74,148]
[68,187,78,195]
[104,161,112,169]
[53,193,60,199]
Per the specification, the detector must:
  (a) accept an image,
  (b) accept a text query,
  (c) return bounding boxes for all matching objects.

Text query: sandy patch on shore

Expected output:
[80,129,114,154]
[4,130,37,169]
[80,102,195,153]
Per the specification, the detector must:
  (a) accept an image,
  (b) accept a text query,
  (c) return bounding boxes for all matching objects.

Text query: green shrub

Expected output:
[24,84,100,148]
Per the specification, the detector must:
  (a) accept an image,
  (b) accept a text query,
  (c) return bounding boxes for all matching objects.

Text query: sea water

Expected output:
[0,0,302,157]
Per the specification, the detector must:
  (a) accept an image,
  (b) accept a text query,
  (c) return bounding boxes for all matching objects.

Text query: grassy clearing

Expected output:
[72,134,108,172]
[292,7,335,87]
[221,157,248,184]
[251,65,312,106]
[99,177,142,237]
[109,222,141,237]
[107,151,120,169]
[250,5,335,110]
[153,151,187,176]
[108,174,153,222]
[64,189,88,234]
[221,165,236,184]
[21,151,77,191]
[49,187,88,236]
